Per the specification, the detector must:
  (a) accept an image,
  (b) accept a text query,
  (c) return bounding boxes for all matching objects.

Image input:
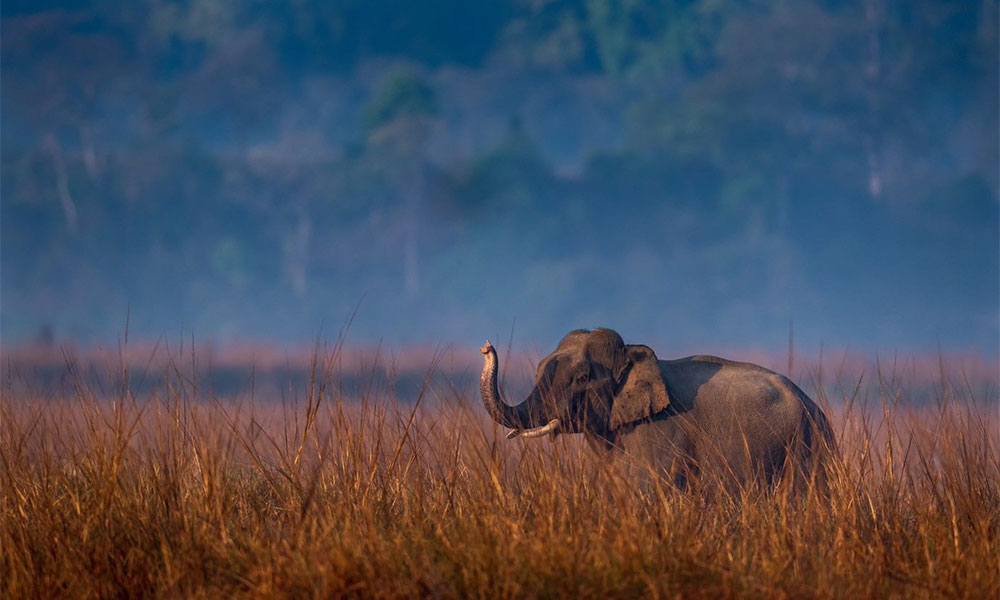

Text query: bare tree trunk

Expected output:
[863,0,884,199]
[79,123,100,180]
[283,210,311,297]
[44,133,78,233]
[404,236,419,297]
[401,160,424,298]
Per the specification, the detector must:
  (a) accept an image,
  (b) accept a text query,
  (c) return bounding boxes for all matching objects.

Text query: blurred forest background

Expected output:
[2,0,998,357]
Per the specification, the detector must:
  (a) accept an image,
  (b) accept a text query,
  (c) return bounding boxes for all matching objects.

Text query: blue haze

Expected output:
[1,1,997,358]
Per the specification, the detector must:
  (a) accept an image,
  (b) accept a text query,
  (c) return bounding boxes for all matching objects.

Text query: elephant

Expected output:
[479,328,837,492]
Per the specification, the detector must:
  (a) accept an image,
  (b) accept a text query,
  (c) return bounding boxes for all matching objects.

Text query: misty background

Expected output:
[2,0,998,360]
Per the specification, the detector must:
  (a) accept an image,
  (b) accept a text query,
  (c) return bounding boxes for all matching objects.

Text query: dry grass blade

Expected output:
[0,346,997,599]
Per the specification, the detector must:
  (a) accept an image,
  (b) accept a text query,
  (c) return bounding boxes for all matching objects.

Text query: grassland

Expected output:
[1,347,997,598]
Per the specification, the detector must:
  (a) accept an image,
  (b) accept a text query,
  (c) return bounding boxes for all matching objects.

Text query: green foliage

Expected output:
[1,0,996,346]
[211,237,250,291]
[585,0,733,78]
[364,71,440,133]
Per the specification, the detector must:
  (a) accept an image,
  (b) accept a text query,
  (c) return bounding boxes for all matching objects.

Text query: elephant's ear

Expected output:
[609,345,670,430]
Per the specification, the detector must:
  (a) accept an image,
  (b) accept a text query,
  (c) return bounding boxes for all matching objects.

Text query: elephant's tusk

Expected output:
[507,419,560,439]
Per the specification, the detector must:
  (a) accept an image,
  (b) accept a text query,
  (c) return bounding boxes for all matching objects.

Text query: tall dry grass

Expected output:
[1,346,997,598]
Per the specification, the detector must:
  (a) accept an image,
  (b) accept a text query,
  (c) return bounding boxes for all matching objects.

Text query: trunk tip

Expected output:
[480,340,494,355]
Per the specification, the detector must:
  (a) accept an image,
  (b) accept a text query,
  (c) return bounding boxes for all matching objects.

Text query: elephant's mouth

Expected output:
[505,418,560,439]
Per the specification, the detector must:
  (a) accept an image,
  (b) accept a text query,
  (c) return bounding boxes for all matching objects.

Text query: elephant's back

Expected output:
[673,354,783,376]
[662,354,835,455]
[661,355,816,437]
[665,355,811,402]
[662,355,787,401]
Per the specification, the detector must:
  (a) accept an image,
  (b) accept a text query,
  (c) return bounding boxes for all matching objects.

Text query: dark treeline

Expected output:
[2,1,997,354]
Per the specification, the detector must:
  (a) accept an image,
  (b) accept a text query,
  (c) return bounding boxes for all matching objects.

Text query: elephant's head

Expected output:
[480,328,671,439]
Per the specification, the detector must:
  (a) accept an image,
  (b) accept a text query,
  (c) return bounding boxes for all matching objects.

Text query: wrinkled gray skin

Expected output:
[481,328,836,490]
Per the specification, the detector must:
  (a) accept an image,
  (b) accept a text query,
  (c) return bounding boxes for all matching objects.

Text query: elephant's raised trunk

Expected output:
[480,341,520,428]
[480,341,558,437]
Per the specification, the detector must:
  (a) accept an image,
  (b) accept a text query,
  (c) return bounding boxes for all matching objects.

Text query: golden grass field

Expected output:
[1,346,997,599]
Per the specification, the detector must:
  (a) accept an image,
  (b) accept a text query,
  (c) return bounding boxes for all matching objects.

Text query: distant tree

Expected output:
[363,70,442,297]
[364,71,440,137]
[618,0,997,214]
[584,0,731,80]
[493,0,596,72]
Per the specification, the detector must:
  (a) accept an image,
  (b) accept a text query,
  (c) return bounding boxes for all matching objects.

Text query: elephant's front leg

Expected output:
[619,419,696,491]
